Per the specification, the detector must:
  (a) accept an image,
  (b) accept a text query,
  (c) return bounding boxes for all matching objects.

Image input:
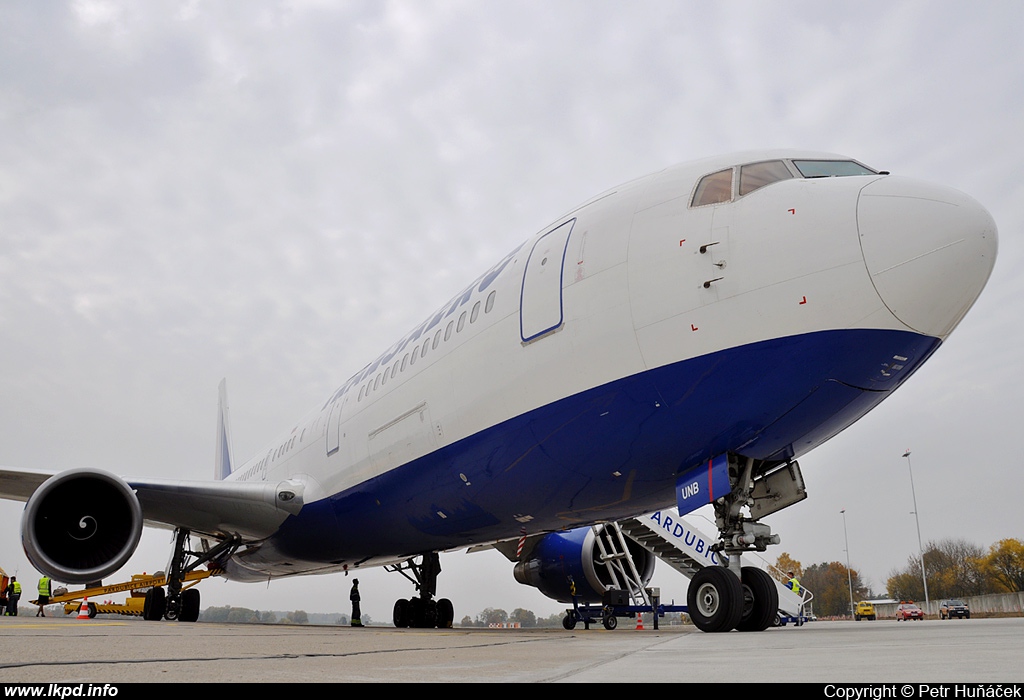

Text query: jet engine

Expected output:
[22,469,143,583]
[513,525,655,603]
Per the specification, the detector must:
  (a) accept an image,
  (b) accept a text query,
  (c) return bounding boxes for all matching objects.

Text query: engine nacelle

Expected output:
[22,469,143,584]
[513,525,655,604]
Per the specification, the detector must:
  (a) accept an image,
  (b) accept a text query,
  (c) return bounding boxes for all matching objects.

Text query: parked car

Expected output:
[854,601,876,621]
[896,602,925,621]
[939,599,971,619]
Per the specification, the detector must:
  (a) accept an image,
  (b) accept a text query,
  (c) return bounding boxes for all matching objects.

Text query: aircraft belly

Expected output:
[251,327,939,571]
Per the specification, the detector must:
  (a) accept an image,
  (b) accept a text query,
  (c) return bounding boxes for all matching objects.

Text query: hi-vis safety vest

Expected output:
[38,577,50,596]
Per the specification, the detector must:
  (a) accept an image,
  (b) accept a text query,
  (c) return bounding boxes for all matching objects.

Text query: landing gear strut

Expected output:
[687,454,803,633]
[387,552,454,629]
[143,528,239,623]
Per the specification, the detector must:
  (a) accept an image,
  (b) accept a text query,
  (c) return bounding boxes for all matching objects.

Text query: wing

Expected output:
[1,466,303,544]
[0,467,53,501]
[127,475,306,539]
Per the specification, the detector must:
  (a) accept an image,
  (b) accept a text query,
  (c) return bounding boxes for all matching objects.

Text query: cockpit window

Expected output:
[691,168,733,207]
[739,160,794,196]
[691,157,879,209]
[792,160,877,178]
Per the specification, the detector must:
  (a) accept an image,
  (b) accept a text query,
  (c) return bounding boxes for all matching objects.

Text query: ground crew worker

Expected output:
[5,576,21,616]
[36,575,51,617]
[350,579,363,627]
[786,572,805,626]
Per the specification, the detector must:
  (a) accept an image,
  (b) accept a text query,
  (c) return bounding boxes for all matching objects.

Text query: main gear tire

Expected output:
[736,566,778,632]
[180,589,200,623]
[435,598,454,628]
[143,587,165,621]
[393,598,410,628]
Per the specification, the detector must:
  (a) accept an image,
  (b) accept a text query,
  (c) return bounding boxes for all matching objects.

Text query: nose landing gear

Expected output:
[686,454,801,633]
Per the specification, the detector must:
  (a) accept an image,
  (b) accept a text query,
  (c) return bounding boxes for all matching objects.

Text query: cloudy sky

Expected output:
[1,1,1022,623]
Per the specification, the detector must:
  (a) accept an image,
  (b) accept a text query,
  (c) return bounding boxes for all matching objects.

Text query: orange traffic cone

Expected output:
[636,614,645,630]
[77,598,90,619]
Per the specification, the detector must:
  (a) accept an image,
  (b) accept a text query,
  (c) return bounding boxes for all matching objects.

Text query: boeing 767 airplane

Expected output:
[0,150,997,632]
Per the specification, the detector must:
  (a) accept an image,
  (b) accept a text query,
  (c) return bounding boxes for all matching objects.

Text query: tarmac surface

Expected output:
[1,615,1023,683]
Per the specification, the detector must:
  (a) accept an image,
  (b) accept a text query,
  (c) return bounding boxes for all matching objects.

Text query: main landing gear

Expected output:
[143,528,239,623]
[686,454,806,633]
[387,552,454,629]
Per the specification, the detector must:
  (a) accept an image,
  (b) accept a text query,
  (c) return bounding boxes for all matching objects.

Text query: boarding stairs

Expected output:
[590,523,654,607]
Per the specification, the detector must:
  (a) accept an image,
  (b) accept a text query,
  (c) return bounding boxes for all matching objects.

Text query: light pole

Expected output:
[902,449,929,607]
[841,509,854,618]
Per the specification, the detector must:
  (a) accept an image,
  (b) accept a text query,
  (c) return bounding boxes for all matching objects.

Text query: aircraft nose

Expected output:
[858,176,997,338]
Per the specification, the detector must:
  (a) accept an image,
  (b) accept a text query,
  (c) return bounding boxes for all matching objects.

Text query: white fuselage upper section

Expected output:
[225,150,996,545]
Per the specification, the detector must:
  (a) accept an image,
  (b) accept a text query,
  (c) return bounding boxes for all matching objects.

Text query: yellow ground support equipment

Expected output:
[0,566,9,612]
[27,569,219,619]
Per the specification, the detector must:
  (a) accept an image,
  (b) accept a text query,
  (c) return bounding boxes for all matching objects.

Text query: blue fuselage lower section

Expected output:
[237,327,939,575]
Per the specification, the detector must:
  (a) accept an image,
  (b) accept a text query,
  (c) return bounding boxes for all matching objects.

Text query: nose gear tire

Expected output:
[686,566,743,633]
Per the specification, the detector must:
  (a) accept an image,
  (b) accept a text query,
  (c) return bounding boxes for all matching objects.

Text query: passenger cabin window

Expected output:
[691,169,733,207]
[739,160,793,196]
[792,160,876,178]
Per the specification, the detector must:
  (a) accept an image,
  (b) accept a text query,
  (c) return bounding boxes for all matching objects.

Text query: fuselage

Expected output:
[221,150,997,581]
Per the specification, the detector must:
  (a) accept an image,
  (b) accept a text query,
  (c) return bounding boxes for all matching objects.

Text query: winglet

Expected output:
[215,379,234,481]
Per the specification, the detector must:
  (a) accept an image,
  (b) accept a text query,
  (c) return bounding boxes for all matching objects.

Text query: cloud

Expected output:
[1,0,1021,616]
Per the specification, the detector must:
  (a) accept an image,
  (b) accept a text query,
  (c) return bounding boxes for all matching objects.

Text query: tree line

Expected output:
[200,605,564,627]
[773,537,1024,616]
[886,537,1024,602]
[200,604,684,627]
[200,606,367,625]
[461,607,686,627]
